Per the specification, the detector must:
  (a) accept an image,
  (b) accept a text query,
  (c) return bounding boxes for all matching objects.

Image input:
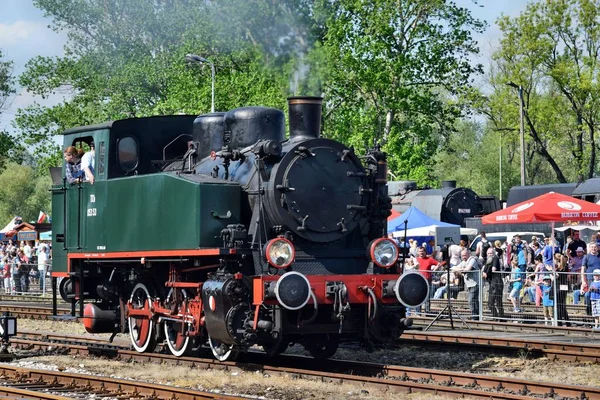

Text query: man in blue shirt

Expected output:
[511,235,527,273]
[542,237,554,266]
[577,243,600,315]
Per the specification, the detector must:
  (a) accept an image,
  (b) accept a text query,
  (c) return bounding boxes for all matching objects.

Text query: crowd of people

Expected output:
[0,240,51,294]
[401,231,600,330]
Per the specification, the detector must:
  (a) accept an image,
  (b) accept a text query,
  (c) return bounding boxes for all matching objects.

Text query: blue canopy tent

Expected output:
[387,206,457,234]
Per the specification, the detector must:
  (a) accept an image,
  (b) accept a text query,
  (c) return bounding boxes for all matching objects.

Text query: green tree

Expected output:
[0,49,21,170]
[488,0,600,183]
[315,0,485,185]
[0,163,51,225]
[0,50,14,113]
[17,0,319,166]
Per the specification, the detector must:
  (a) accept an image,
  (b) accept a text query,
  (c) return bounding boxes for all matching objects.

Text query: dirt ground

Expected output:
[8,320,599,400]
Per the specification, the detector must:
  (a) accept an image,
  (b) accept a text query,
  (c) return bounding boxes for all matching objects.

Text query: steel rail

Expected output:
[8,333,600,400]
[0,364,243,399]
[401,331,600,362]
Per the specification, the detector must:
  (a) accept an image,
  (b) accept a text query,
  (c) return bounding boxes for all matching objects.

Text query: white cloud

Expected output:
[0,20,47,47]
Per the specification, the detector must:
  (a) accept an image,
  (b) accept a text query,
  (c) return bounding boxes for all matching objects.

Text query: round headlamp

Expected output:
[369,238,398,268]
[265,238,295,269]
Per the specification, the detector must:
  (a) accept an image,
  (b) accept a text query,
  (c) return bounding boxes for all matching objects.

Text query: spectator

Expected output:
[81,141,95,184]
[426,239,439,259]
[414,246,442,314]
[475,232,491,262]
[509,258,523,313]
[452,249,480,319]
[448,240,466,267]
[567,231,586,261]
[17,250,29,293]
[2,254,9,295]
[563,235,572,256]
[38,245,49,292]
[542,237,554,265]
[590,269,600,331]
[580,243,600,315]
[569,247,585,288]
[554,253,570,327]
[63,146,85,184]
[540,275,554,325]
[533,254,552,306]
[511,235,528,273]
[409,239,418,258]
[10,251,20,294]
[531,241,542,258]
[23,241,32,260]
[432,268,461,300]
[493,240,506,271]
[482,247,504,320]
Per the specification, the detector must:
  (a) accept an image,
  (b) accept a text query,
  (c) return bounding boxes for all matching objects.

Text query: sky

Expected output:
[0,0,530,135]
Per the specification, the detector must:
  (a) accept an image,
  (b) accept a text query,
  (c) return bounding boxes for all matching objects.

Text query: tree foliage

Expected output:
[15,0,486,190]
[0,163,51,225]
[315,0,485,185]
[487,0,600,183]
[17,0,318,163]
[0,50,14,113]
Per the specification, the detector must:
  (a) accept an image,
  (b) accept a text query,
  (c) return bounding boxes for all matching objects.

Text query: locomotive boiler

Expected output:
[52,96,429,361]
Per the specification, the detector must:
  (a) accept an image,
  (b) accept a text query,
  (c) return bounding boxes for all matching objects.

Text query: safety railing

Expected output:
[412,267,598,329]
[4,262,52,296]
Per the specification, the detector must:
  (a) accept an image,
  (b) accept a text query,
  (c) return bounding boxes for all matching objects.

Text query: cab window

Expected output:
[118,137,138,172]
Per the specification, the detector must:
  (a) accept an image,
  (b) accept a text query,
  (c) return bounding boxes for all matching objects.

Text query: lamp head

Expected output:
[186,53,209,64]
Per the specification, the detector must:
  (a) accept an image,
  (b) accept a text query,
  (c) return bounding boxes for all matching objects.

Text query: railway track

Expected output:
[412,315,597,336]
[7,331,600,399]
[400,331,600,362]
[0,364,243,399]
[0,305,75,321]
[1,301,597,335]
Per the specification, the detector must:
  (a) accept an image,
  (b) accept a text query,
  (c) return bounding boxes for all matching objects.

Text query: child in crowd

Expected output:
[541,275,554,325]
[509,259,523,313]
[590,269,600,331]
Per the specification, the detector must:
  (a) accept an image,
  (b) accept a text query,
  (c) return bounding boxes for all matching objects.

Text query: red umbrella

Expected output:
[482,192,600,224]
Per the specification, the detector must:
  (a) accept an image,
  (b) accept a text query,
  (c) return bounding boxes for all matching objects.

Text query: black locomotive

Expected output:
[390,180,488,226]
[54,96,429,361]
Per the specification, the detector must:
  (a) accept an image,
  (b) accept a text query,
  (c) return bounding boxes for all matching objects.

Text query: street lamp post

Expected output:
[506,82,526,186]
[186,53,215,113]
[499,132,502,198]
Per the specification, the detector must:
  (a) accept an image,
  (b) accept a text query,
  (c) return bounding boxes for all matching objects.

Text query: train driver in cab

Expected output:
[63,146,84,184]
[81,141,95,185]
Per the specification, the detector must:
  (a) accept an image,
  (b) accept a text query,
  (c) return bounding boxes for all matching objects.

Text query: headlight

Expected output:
[369,238,398,268]
[265,238,295,268]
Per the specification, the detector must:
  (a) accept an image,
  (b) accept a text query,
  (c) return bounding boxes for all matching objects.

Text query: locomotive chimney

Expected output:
[441,180,457,189]
[287,96,322,139]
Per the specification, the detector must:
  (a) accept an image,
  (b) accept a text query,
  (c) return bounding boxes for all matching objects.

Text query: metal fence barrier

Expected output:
[4,262,52,296]
[412,267,597,328]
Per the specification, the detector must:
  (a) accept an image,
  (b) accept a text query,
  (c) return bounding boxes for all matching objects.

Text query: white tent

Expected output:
[554,225,600,232]
[392,225,477,238]
[0,217,21,234]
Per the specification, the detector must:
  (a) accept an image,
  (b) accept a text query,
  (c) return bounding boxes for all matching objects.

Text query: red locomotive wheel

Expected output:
[128,282,158,353]
[163,288,195,357]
